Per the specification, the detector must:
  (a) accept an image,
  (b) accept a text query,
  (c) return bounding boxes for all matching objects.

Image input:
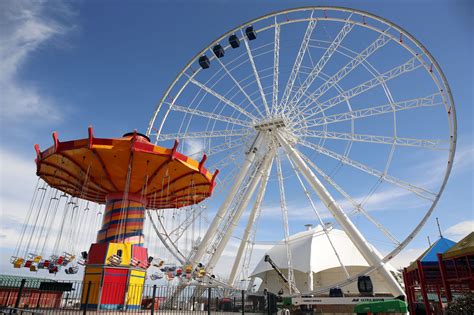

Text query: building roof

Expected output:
[419,237,456,262]
[443,232,474,260]
[250,225,396,277]
[406,236,456,271]
[0,274,56,289]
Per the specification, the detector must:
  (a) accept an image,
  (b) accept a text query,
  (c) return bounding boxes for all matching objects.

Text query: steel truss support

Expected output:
[228,154,274,286]
[276,131,405,296]
[276,154,300,294]
[284,16,354,114]
[191,133,264,266]
[206,149,275,273]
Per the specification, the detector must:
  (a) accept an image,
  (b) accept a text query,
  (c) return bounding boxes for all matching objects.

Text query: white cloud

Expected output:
[444,220,474,240]
[0,0,72,123]
[182,139,206,158]
[389,247,425,270]
[0,148,38,224]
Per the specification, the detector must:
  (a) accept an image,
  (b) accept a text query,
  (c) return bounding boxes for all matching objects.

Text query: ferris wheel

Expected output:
[146,6,456,295]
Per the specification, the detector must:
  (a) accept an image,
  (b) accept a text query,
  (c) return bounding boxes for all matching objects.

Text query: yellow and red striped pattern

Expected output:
[96,196,145,246]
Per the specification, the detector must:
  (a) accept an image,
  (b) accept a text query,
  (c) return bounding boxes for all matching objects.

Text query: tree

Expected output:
[445,292,474,315]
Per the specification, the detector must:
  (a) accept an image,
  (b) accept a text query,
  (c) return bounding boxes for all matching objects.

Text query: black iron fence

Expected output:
[0,278,275,314]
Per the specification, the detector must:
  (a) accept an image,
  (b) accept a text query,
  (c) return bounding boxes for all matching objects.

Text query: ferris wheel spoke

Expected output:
[205,137,247,157]
[290,32,392,116]
[297,138,437,201]
[186,75,259,121]
[147,210,186,264]
[276,154,299,294]
[284,16,355,114]
[299,93,443,129]
[286,152,351,279]
[212,51,265,118]
[279,14,318,112]
[152,128,251,141]
[299,152,401,246]
[298,130,448,150]
[170,206,207,243]
[271,20,280,115]
[240,30,271,116]
[294,55,425,121]
[166,102,252,127]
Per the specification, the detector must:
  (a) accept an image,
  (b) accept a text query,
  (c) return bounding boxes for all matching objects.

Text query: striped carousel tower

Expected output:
[34,127,217,310]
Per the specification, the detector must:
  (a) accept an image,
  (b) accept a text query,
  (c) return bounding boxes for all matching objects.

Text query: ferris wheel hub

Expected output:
[253,117,286,131]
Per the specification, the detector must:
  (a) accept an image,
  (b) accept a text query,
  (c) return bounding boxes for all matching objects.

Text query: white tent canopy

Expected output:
[250,224,401,295]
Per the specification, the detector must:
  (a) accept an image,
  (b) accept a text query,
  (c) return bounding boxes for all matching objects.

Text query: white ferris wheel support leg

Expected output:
[191,132,264,266]
[275,132,405,297]
[228,154,274,286]
[206,150,275,273]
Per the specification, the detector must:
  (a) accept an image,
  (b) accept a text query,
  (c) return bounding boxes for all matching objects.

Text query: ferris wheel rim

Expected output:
[146,6,457,291]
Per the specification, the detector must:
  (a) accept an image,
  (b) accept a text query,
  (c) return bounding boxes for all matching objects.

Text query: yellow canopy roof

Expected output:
[442,232,474,260]
[35,128,218,209]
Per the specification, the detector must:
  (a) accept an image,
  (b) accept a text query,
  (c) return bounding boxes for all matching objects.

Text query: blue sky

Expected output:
[0,0,472,279]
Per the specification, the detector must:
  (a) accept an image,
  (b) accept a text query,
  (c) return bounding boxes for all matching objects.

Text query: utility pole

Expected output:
[436,217,443,238]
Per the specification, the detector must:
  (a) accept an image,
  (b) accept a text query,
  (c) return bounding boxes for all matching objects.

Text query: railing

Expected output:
[0,278,275,314]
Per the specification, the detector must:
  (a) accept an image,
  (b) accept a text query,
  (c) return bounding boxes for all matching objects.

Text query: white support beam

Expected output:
[276,154,300,294]
[206,151,275,273]
[286,154,350,278]
[296,56,424,121]
[298,138,437,201]
[280,15,318,112]
[187,75,259,121]
[298,130,447,150]
[276,132,405,297]
[191,133,264,266]
[284,18,354,113]
[228,155,274,286]
[167,103,252,127]
[212,50,264,118]
[241,30,271,116]
[147,210,186,265]
[299,152,400,246]
[291,32,391,115]
[153,128,251,141]
[298,93,442,129]
[272,20,280,115]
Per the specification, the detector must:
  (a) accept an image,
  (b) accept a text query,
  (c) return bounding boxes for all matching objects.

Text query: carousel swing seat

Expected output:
[27,253,42,263]
[150,273,164,281]
[48,265,59,274]
[13,258,25,268]
[108,254,122,266]
[153,259,165,268]
[65,266,79,274]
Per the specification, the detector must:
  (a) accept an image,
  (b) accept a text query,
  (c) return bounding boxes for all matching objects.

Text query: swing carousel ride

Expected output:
[11,129,217,308]
[11,5,456,302]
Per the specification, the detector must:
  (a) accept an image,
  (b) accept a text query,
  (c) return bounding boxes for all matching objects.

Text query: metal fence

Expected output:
[0,278,274,314]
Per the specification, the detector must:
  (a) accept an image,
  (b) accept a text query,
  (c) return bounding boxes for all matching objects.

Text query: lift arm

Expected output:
[264,254,300,293]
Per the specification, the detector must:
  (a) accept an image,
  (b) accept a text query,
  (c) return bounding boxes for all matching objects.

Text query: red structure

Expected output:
[0,275,65,309]
[403,232,474,314]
